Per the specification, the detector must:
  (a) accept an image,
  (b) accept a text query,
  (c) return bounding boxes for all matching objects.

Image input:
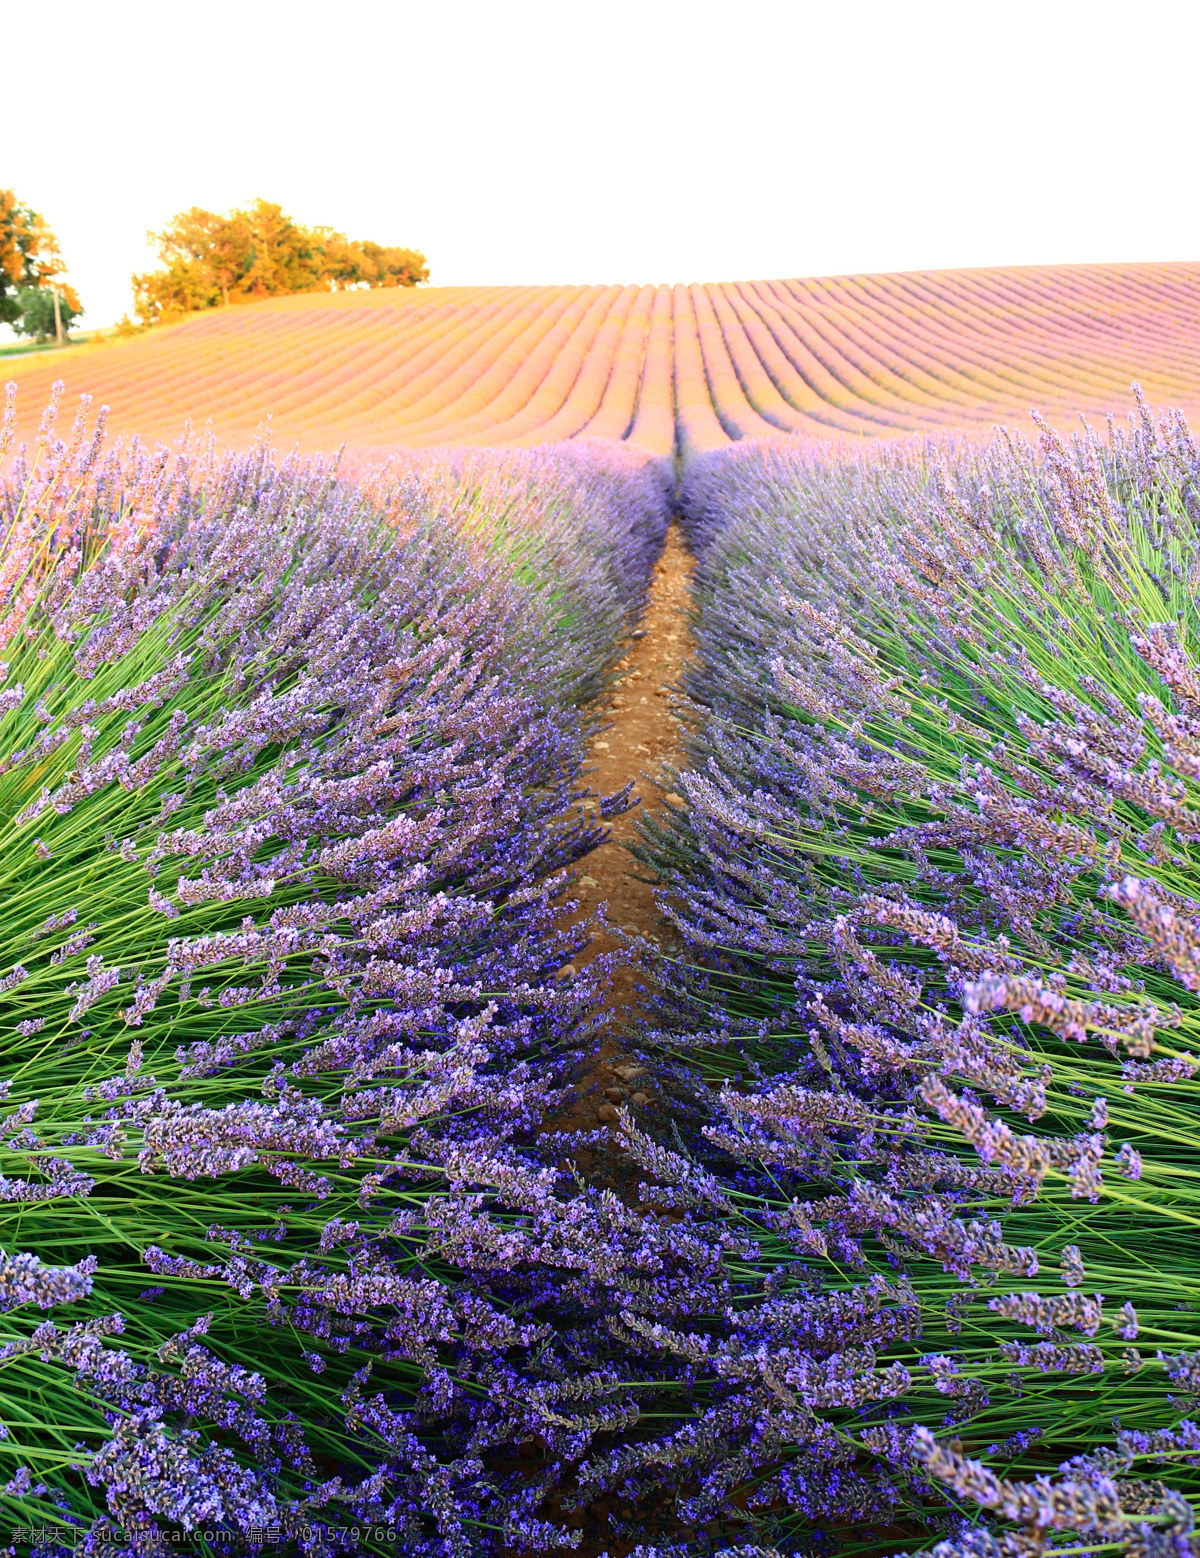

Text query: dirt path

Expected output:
[546,524,694,1146]
[525,524,698,1552]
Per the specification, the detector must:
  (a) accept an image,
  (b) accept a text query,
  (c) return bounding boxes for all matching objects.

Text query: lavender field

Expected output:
[637,398,1200,1556]
[3,379,1200,1558]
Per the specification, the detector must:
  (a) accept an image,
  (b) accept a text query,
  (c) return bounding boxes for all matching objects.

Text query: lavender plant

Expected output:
[353,438,670,705]
[625,399,1200,1558]
[0,384,669,1556]
[23,363,1200,1558]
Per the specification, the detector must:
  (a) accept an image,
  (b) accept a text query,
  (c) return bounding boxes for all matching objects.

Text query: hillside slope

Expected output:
[7,263,1200,461]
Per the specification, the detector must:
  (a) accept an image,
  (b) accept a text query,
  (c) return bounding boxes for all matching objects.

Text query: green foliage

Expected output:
[0,189,81,329]
[11,284,82,341]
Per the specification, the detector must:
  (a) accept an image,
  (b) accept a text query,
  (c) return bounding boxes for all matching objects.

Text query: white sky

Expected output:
[6,0,1200,330]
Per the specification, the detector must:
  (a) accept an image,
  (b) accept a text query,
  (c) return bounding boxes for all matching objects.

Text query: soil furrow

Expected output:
[546,524,693,1142]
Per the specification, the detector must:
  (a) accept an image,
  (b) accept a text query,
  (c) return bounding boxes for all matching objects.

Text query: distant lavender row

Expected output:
[0,386,666,1554]
[353,438,671,702]
[628,398,1200,1557]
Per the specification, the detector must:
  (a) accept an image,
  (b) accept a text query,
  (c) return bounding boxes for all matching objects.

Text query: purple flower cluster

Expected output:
[624,395,1200,1553]
[0,385,680,1552]
[14,371,1200,1558]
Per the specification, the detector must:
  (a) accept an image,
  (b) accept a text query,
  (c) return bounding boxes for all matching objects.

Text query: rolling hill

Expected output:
[6,262,1200,463]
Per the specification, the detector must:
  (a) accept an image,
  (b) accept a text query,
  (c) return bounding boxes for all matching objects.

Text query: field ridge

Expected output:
[6,260,1199,462]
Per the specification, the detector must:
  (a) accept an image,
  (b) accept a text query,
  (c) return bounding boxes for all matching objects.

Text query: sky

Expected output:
[6,0,1200,331]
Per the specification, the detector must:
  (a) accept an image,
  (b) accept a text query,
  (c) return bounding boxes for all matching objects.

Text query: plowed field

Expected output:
[7,262,1200,461]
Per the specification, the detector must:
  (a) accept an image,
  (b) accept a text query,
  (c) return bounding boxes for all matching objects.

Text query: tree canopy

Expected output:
[133,199,429,325]
[12,285,83,341]
[0,190,82,332]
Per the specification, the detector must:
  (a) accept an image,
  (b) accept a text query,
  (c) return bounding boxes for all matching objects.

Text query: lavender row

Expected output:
[0,387,669,1555]
[622,398,1200,1557]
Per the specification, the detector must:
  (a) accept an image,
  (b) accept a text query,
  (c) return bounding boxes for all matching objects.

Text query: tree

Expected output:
[0,190,38,326]
[1,189,81,330]
[311,232,429,290]
[12,285,83,341]
[356,241,430,289]
[133,199,428,325]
